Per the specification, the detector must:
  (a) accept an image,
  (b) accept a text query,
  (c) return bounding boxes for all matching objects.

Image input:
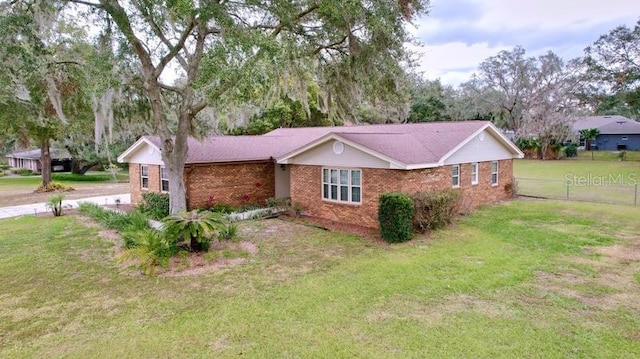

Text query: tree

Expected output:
[0,2,88,186]
[584,19,640,119]
[67,0,427,213]
[520,53,580,159]
[579,128,600,160]
[406,78,453,122]
[465,46,536,130]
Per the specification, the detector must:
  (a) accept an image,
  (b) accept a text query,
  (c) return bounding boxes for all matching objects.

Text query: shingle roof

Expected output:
[597,120,640,135]
[139,121,517,166]
[5,148,72,160]
[572,115,640,134]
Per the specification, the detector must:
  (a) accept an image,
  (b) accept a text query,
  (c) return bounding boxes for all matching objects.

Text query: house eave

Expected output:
[117,137,161,163]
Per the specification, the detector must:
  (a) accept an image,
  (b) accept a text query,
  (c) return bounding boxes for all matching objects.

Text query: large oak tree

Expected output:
[66,0,428,213]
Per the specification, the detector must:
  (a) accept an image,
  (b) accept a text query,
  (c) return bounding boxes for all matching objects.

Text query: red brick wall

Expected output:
[129,163,161,204]
[290,160,513,229]
[185,162,275,209]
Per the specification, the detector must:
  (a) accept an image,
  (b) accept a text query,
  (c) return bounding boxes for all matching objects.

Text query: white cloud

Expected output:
[408,42,511,85]
[409,0,639,86]
[474,0,638,31]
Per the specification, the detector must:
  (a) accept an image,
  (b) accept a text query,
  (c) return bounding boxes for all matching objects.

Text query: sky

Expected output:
[409,0,639,86]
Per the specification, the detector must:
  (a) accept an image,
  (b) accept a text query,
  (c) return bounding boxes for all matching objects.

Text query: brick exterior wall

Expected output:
[290,160,514,229]
[129,162,275,209]
[129,163,161,204]
[185,162,275,209]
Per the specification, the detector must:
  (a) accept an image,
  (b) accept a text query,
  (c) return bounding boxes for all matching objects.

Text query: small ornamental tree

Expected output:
[378,193,414,243]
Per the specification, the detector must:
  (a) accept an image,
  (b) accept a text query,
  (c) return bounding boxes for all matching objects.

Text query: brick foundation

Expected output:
[290,160,513,229]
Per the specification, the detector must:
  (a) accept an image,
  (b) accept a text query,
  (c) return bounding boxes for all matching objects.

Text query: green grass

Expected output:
[2,200,640,357]
[0,171,128,189]
[577,150,640,161]
[514,159,640,204]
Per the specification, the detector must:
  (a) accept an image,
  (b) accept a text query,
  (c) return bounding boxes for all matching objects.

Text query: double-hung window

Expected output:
[471,162,478,185]
[491,161,499,185]
[452,164,460,188]
[160,166,169,192]
[140,165,149,190]
[322,168,361,204]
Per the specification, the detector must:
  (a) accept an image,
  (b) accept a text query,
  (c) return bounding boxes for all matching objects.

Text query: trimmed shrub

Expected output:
[52,173,112,182]
[411,189,462,233]
[562,144,578,158]
[378,193,414,243]
[137,192,170,220]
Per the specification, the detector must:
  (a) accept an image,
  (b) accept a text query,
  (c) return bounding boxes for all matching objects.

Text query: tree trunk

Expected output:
[40,137,52,186]
[71,160,96,175]
[160,107,191,214]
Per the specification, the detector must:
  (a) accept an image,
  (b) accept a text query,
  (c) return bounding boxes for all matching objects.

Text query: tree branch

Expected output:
[271,4,320,37]
[154,19,195,76]
[68,0,103,8]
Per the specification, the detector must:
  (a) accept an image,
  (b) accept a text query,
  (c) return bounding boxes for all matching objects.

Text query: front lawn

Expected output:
[514,159,640,204]
[1,200,640,357]
[0,171,129,206]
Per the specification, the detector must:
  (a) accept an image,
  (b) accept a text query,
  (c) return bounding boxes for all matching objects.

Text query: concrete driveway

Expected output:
[0,193,131,219]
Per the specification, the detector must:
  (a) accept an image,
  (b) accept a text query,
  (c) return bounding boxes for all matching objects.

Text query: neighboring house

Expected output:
[5,148,73,173]
[572,115,640,151]
[118,121,523,229]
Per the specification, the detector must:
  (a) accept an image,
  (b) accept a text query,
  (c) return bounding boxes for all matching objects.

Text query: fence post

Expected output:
[635,184,638,206]
[566,180,570,201]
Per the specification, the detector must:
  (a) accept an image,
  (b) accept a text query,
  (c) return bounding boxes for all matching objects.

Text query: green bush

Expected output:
[562,144,578,158]
[16,168,35,176]
[52,173,112,182]
[378,193,414,243]
[209,203,237,214]
[265,197,290,208]
[137,192,170,220]
[411,189,462,233]
[163,210,225,251]
[78,202,150,233]
[118,230,176,275]
[218,223,239,241]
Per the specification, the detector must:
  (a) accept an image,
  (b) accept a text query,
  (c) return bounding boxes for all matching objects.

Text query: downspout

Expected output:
[184,165,195,209]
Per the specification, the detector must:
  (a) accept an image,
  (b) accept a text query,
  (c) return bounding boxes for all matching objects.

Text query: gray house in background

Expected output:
[572,115,640,151]
[5,148,73,173]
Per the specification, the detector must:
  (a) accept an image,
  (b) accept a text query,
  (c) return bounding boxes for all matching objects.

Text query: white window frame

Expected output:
[471,162,478,185]
[140,165,149,190]
[322,168,362,204]
[452,164,460,188]
[160,166,169,192]
[491,161,499,186]
[622,136,629,141]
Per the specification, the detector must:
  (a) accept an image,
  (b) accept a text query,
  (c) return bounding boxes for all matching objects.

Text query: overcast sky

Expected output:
[409,0,639,86]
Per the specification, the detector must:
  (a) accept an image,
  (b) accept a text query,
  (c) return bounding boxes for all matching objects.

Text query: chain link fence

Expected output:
[515,177,639,206]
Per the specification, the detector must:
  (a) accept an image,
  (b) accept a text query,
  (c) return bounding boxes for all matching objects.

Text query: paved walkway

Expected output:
[0,193,131,219]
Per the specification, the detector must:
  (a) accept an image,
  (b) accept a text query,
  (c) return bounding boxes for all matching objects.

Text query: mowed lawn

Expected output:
[0,172,129,206]
[514,158,640,204]
[2,200,640,358]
